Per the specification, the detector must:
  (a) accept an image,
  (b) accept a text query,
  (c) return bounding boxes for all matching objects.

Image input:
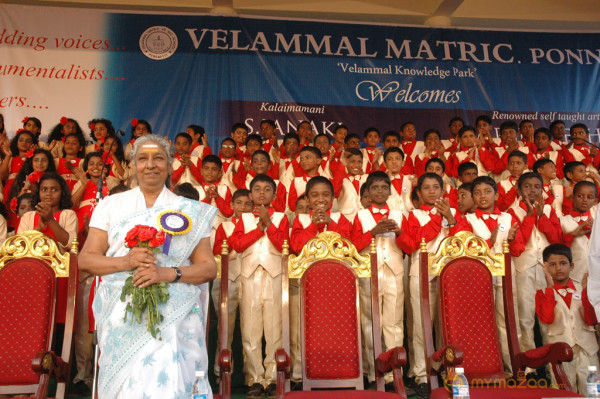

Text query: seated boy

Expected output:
[507,172,564,353]
[351,171,404,385]
[211,188,252,379]
[497,150,527,211]
[536,244,599,394]
[230,175,290,399]
[532,127,564,179]
[171,132,203,187]
[561,181,597,282]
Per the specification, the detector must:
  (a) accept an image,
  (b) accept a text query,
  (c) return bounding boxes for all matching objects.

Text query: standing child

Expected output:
[230,175,289,399]
[1,130,36,201]
[233,150,286,212]
[549,120,567,151]
[171,133,203,188]
[331,124,348,162]
[536,244,599,394]
[497,150,528,211]
[186,124,212,159]
[230,122,249,160]
[352,171,404,386]
[446,125,502,178]
[443,116,463,152]
[7,149,56,212]
[85,119,114,154]
[197,155,234,239]
[336,148,368,221]
[55,133,85,191]
[219,137,241,191]
[456,182,475,215]
[455,176,524,374]
[124,119,151,162]
[287,147,328,212]
[362,127,381,174]
[492,121,534,180]
[563,123,600,173]
[532,158,563,212]
[211,188,252,380]
[100,136,128,190]
[561,181,597,282]
[399,121,423,174]
[383,147,414,213]
[562,161,600,217]
[397,173,459,397]
[425,157,456,208]
[46,117,85,159]
[507,172,564,353]
[414,129,447,177]
[278,133,301,187]
[532,127,565,179]
[17,173,78,323]
[259,119,280,160]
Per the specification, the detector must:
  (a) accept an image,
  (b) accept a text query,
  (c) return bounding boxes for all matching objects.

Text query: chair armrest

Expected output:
[432,345,464,368]
[375,346,407,374]
[518,342,575,392]
[32,351,68,380]
[275,348,290,399]
[376,347,408,398]
[218,348,232,373]
[518,342,573,369]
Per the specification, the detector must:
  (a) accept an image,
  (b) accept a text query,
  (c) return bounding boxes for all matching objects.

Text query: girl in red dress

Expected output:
[17,173,77,323]
[55,133,85,191]
[46,116,86,159]
[0,130,36,201]
[85,118,115,154]
[124,118,151,162]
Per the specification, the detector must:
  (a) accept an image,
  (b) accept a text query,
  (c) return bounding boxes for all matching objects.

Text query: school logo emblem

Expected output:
[139,26,178,60]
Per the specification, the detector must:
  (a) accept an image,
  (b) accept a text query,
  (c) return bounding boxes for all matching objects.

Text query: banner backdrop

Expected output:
[1,3,600,149]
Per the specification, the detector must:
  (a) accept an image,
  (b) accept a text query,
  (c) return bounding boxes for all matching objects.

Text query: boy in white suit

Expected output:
[536,244,599,394]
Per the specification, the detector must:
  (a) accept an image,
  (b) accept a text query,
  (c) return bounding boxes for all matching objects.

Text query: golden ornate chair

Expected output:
[275,231,407,398]
[0,230,78,399]
[213,242,232,399]
[419,231,581,398]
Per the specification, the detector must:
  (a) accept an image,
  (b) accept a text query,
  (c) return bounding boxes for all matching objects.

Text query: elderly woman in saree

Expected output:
[79,134,217,399]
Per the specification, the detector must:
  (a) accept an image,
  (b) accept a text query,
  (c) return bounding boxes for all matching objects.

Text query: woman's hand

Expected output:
[125,247,157,271]
[132,264,173,288]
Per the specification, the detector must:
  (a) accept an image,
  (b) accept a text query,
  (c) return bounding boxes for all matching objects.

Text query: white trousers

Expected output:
[515,265,545,352]
[240,268,282,387]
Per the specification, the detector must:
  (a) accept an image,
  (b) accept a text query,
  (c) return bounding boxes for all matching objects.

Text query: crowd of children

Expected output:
[0,113,599,399]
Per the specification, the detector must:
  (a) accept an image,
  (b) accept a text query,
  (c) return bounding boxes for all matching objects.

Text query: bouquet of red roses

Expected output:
[120,225,168,339]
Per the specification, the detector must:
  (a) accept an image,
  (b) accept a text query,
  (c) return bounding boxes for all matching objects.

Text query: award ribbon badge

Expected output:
[158,210,192,254]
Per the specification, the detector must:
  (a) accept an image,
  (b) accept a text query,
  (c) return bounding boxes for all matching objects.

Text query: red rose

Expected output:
[60,116,68,125]
[149,230,166,248]
[131,118,138,127]
[9,197,17,212]
[137,227,155,243]
[125,237,138,248]
[22,116,28,124]
[25,149,34,158]
[89,123,95,131]
[124,225,141,245]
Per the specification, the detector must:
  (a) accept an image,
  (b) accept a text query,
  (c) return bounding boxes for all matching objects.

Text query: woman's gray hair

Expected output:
[130,134,173,165]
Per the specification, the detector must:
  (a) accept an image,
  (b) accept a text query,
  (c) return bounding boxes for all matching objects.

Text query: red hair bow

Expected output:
[22,116,29,124]
[25,149,34,158]
[16,128,24,134]
[60,116,68,125]
[131,118,139,127]
[28,171,44,185]
[89,123,95,131]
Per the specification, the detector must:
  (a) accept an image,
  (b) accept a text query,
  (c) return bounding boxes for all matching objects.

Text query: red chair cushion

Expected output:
[439,257,504,377]
[302,260,360,380]
[0,259,55,385]
[284,391,400,398]
[431,386,583,398]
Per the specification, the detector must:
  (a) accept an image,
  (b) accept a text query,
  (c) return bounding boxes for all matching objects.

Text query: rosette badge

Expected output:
[158,210,192,254]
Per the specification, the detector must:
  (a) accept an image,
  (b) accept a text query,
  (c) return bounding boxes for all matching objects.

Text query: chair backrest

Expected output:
[0,230,78,397]
[282,231,379,391]
[420,231,510,386]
